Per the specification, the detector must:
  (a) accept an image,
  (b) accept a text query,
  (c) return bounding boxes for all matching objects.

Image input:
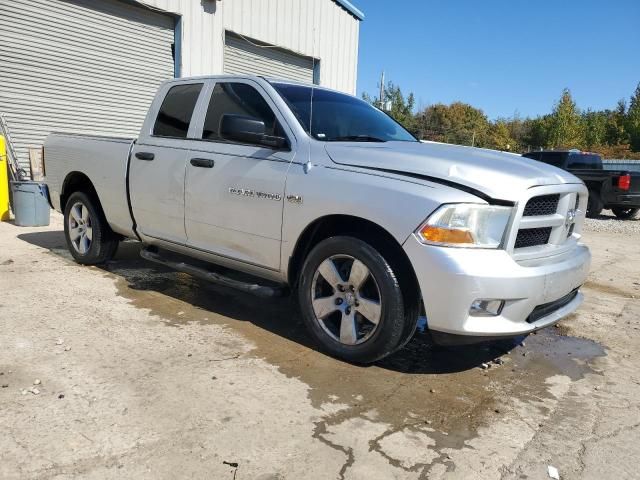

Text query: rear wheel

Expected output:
[298,236,417,364]
[64,192,118,265]
[586,190,603,218]
[611,207,639,219]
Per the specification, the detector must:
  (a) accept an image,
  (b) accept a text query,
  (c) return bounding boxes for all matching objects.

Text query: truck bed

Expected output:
[44,133,136,237]
[573,168,640,208]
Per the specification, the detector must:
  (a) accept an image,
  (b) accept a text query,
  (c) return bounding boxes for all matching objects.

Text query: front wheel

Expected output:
[611,207,639,220]
[64,192,118,265]
[298,236,417,364]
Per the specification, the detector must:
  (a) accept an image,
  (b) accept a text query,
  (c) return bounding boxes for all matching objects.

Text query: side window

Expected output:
[153,83,203,138]
[202,82,281,142]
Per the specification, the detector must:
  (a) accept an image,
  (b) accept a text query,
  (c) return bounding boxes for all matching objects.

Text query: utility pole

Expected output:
[378,70,385,109]
[471,130,476,147]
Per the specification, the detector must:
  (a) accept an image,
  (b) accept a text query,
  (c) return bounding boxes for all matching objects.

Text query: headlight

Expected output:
[415,203,512,248]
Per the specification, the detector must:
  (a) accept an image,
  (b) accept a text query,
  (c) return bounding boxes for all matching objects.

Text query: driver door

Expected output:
[184,80,296,271]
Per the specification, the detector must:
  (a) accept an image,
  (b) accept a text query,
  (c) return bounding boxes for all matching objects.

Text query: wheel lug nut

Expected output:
[349,285,355,291]
[337,285,344,292]
[345,307,351,315]
[335,298,343,305]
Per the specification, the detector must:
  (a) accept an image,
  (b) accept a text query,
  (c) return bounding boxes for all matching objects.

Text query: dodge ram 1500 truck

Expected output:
[44,75,591,363]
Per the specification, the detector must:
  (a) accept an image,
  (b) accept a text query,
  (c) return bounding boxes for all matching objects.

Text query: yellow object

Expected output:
[417,225,475,245]
[0,136,10,221]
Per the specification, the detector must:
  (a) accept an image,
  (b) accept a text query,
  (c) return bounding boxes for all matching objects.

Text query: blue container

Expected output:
[10,181,50,227]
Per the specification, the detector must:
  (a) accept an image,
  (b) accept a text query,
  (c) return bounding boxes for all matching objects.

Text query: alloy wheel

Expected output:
[311,254,382,345]
[68,201,93,255]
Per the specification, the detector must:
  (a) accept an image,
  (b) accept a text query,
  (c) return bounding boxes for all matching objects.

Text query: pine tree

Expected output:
[547,89,583,148]
[627,83,640,151]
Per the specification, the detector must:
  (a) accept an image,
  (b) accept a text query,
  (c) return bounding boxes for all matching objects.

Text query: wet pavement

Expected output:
[13,228,609,478]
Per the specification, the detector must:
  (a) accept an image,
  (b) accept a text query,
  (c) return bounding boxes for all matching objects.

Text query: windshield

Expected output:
[272,83,417,143]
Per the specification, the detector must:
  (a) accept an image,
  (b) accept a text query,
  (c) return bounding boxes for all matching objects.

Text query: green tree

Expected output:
[363,81,416,134]
[604,100,628,146]
[582,110,607,149]
[546,89,583,148]
[488,119,517,151]
[360,79,640,158]
[414,102,490,146]
[523,116,551,150]
[627,83,640,151]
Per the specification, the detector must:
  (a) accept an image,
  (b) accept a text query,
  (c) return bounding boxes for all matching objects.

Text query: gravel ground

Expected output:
[583,209,640,234]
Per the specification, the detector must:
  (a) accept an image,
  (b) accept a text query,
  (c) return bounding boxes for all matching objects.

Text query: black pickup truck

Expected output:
[523,150,640,219]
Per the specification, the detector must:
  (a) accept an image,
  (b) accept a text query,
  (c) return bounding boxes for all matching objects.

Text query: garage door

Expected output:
[224,32,317,84]
[0,0,175,172]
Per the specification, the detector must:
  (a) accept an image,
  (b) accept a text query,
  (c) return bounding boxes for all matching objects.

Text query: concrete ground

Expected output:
[1,211,639,480]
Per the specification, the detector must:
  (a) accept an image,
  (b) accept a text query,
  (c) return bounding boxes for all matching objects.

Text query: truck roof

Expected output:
[163,74,346,95]
[527,149,599,155]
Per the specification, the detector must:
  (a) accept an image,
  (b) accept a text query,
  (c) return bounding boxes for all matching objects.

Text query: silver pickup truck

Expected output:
[44,75,591,363]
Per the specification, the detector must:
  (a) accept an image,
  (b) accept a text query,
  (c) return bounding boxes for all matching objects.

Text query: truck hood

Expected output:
[324,141,582,202]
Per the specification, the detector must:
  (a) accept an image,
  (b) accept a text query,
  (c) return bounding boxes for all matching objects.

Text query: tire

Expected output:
[611,207,639,220]
[63,191,118,265]
[586,191,603,218]
[297,236,418,364]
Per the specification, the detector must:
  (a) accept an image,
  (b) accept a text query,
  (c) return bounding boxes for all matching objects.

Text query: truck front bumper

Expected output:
[403,235,591,338]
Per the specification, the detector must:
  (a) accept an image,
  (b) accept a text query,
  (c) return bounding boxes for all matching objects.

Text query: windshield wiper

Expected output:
[326,135,387,142]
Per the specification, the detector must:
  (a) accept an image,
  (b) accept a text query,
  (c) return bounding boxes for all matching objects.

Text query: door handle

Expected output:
[190,158,215,168]
[135,152,155,161]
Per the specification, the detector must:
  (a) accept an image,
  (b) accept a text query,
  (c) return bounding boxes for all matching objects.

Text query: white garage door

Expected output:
[0,0,176,172]
[224,32,316,84]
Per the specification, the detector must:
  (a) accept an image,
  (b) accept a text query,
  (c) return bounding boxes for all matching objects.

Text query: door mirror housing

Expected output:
[219,114,288,149]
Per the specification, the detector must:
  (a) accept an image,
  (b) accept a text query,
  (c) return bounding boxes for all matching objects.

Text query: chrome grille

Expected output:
[509,184,587,256]
[515,227,552,248]
[523,194,560,216]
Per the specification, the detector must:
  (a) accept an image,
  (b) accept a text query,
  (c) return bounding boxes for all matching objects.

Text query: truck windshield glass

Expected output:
[273,83,417,143]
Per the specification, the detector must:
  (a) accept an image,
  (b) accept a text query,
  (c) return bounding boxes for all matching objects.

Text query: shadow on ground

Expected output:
[17,229,521,375]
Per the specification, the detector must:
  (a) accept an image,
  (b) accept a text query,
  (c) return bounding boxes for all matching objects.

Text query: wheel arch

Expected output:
[60,172,113,235]
[60,171,99,211]
[287,214,421,308]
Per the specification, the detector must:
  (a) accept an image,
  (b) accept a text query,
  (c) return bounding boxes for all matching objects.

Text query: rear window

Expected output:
[153,83,203,138]
[567,153,602,169]
[538,152,566,167]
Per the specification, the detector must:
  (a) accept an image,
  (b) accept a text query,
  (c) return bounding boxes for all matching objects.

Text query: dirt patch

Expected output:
[583,280,637,298]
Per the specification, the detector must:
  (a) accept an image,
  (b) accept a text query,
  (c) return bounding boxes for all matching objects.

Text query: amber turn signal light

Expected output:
[418,225,475,245]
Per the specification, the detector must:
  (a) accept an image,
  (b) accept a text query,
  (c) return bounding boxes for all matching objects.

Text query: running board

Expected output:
[140,247,287,298]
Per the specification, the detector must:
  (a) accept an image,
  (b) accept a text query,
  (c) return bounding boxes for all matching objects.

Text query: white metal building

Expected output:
[0,0,363,172]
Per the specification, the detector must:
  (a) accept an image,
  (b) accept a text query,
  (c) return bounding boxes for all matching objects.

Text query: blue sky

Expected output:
[355,0,640,119]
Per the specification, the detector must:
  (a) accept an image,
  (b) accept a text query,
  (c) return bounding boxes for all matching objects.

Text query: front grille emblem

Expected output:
[565,208,577,228]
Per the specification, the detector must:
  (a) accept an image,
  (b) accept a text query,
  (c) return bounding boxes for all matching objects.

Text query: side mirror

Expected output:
[220,114,288,149]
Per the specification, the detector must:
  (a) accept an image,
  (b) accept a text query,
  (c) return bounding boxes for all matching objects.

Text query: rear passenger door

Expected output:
[184,80,296,271]
[129,82,204,244]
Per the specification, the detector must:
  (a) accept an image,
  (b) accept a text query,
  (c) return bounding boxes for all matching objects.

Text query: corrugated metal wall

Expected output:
[0,0,175,170]
[223,33,315,83]
[139,0,224,76]
[140,0,360,93]
[223,0,359,93]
